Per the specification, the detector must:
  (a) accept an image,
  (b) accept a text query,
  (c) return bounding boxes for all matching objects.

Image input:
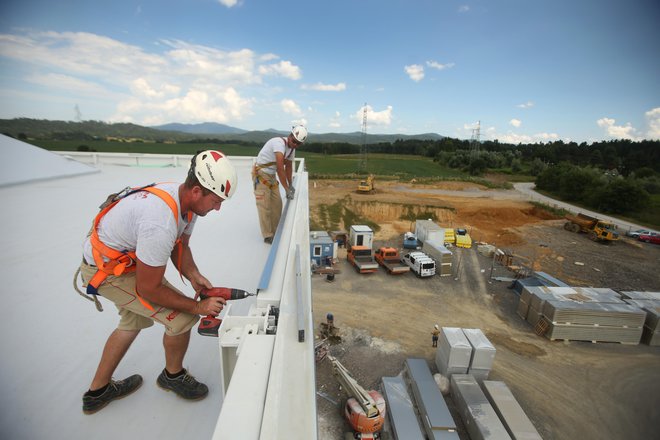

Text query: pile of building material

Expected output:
[381,375,426,440]
[435,327,496,382]
[422,239,453,276]
[450,374,512,440]
[463,329,496,382]
[517,286,646,344]
[619,291,660,346]
[482,381,543,440]
[403,358,459,439]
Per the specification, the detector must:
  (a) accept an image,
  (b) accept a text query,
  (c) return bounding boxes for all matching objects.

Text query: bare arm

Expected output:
[275,152,291,191]
[135,238,223,316]
[170,233,212,293]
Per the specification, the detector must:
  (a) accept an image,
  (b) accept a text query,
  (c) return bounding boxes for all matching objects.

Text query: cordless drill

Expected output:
[197,287,255,337]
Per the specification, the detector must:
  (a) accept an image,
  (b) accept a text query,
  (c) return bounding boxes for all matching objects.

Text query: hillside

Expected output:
[0,118,443,145]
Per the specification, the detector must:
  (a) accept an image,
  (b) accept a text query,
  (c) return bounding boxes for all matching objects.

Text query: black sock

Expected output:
[86,383,109,397]
[165,368,185,379]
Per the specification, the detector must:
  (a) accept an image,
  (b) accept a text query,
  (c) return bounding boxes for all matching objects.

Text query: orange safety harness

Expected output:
[86,184,192,311]
[253,137,294,189]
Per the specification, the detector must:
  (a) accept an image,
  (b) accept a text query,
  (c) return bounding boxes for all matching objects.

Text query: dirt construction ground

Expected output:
[309,179,660,440]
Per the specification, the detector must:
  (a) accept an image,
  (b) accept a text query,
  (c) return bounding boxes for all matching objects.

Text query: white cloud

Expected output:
[509,118,522,128]
[258,60,301,80]
[426,61,455,70]
[281,99,303,117]
[517,101,534,109]
[494,132,560,144]
[0,30,313,125]
[596,117,641,141]
[301,82,346,91]
[458,5,470,13]
[355,104,393,126]
[645,107,660,140]
[404,64,424,82]
[218,0,240,7]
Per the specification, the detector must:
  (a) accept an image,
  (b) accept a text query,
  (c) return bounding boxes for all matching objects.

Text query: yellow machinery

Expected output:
[357,175,374,193]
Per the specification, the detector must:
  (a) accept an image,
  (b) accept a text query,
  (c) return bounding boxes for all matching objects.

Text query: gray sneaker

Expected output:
[157,369,208,400]
[82,375,143,414]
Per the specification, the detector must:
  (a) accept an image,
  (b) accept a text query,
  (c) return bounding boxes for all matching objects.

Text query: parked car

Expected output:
[638,232,660,244]
[626,229,654,238]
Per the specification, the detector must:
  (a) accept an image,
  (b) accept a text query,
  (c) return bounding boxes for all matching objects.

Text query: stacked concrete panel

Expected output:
[482,381,543,440]
[450,374,512,440]
[422,239,453,277]
[463,328,496,382]
[622,298,660,346]
[435,327,472,376]
[517,286,648,343]
[404,358,459,440]
[382,376,426,440]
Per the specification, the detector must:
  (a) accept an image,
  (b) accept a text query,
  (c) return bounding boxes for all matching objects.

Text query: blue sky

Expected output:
[0,0,658,143]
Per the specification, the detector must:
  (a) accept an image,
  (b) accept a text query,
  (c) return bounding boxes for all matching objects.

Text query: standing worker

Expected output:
[79,150,237,414]
[253,125,308,243]
[432,324,440,347]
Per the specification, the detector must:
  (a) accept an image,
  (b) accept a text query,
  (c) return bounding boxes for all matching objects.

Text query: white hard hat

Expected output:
[291,125,308,143]
[434,324,439,330]
[192,150,237,200]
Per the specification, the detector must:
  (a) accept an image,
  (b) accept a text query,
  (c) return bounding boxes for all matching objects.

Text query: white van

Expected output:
[401,251,436,277]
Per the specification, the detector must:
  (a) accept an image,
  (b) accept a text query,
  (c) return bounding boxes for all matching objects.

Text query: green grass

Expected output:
[302,153,465,179]
[28,139,259,156]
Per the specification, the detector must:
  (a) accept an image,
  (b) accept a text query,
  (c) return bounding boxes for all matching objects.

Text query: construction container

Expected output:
[415,220,445,245]
[435,327,472,377]
[349,225,373,249]
[450,374,512,440]
[482,381,543,440]
[309,231,334,267]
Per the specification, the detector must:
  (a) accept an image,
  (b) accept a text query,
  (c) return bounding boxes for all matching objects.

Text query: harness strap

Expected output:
[86,185,193,311]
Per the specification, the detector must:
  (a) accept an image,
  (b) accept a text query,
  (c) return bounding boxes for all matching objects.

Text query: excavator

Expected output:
[328,355,386,439]
[357,175,375,193]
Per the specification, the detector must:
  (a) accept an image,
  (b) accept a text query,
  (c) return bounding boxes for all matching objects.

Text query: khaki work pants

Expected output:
[253,173,282,239]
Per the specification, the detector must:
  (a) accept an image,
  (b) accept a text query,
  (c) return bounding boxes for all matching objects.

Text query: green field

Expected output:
[31,140,467,179]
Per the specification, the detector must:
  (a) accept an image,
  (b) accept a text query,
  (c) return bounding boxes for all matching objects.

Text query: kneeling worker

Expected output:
[79,150,237,414]
[253,125,308,243]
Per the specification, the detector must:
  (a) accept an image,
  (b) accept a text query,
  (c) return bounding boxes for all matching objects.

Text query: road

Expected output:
[513,182,649,234]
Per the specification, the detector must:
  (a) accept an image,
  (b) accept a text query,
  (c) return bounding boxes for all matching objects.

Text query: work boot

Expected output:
[264,236,273,244]
[82,374,143,414]
[157,369,208,400]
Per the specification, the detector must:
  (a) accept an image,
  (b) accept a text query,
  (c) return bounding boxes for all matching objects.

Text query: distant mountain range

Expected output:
[0,118,444,145]
[150,122,444,143]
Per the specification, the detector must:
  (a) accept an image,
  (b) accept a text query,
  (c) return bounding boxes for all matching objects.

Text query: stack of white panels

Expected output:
[404,358,459,440]
[382,376,426,440]
[482,381,543,440]
[450,374,512,440]
[463,329,496,382]
[621,298,660,346]
[435,327,472,376]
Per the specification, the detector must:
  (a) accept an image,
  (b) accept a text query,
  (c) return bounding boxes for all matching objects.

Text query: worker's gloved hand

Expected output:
[286,187,295,200]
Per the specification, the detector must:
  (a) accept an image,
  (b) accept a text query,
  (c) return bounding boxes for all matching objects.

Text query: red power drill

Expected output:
[197,287,255,337]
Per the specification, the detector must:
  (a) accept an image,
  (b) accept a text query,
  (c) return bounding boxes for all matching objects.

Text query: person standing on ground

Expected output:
[432,324,440,347]
[252,125,308,243]
[79,150,237,414]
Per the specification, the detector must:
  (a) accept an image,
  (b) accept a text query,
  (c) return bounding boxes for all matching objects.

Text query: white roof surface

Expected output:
[0,141,316,439]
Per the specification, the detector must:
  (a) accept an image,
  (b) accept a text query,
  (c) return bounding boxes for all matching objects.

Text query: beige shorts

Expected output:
[80,262,199,336]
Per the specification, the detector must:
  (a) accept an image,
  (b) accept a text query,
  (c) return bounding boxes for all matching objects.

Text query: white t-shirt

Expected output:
[255,136,296,175]
[83,183,197,268]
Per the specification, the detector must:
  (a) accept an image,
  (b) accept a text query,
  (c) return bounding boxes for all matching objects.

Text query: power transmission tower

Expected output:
[470,120,481,158]
[74,104,83,122]
[358,103,368,174]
